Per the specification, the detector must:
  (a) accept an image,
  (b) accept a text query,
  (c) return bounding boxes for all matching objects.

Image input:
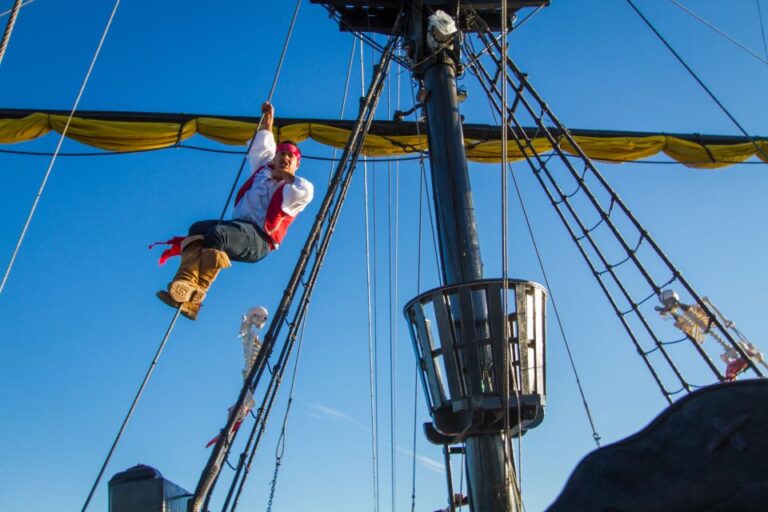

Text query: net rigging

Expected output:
[463,10,765,406]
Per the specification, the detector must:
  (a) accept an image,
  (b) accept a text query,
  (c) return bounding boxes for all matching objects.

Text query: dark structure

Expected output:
[109,465,191,512]
[548,379,768,512]
[313,2,549,511]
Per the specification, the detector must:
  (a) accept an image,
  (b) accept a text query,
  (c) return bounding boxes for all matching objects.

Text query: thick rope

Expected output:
[0,0,121,294]
[0,0,22,66]
[217,0,302,220]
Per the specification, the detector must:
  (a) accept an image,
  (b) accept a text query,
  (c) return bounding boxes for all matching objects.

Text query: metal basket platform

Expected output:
[404,279,547,443]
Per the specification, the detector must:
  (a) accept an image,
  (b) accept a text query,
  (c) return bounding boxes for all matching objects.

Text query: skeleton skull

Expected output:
[244,306,268,329]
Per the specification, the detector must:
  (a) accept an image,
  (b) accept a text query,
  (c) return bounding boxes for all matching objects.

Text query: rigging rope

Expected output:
[80,310,181,512]
[469,17,765,402]
[0,0,121,295]
[217,0,301,220]
[361,37,381,512]
[759,0,768,62]
[386,62,402,512]
[265,307,309,512]
[497,5,526,506]
[326,39,358,185]
[506,160,602,446]
[625,0,768,164]
[0,0,22,66]
[666,0,768,65]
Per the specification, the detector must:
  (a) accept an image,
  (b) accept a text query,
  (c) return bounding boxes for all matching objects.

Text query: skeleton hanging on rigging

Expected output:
[205,306,268,448]
[656,290,766,380]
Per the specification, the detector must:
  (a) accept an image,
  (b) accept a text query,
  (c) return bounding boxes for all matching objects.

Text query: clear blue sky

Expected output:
[0,1,766,511]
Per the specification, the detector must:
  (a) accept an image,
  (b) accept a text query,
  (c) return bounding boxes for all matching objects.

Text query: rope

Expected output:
[386,65,400,512]
[507,163,602,446]
[472,32,602,448]
[625,0,768,163]
[5,145,766,166]
[326,39,358,185]
[0,0,32,18]
[0,146,427,161]
[511,5,545,32]
[80,310,181,512]
[360,37,381,512]
[0,0,121,294]
[409,78,428,512]
[409,364,418,512]
[217,0,302,220]
[408,78,443,285]
[0,0,22,66]
[667,0,768,65]
[759,0,768,62]
[265,308,309,512]
[498,4,526,506]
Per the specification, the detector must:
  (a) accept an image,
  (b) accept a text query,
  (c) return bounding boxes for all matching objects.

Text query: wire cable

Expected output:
[666,0,768,65]
[0,0,121,294]
[80,310,181,512]
[470,38,602,448]
[0,0,22,65]
[265,307,310,512]
[360,37,381,512]
[217,0,301,221]
[758,0,768,62]
[625,0,768,163]
[507,162,602,446]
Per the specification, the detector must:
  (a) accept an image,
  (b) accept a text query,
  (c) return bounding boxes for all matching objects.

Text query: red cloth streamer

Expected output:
[148,236,185,266]
[205,418,245,448]
[725,358,749,381]
[205,403,251,448]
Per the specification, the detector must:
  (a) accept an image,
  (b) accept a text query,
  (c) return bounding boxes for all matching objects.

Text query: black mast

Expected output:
[316,2,549,511]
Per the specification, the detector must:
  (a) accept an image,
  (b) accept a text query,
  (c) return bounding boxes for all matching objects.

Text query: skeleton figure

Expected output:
[205,306,269,448]
[656,290,766,380]
[240,306,268,380]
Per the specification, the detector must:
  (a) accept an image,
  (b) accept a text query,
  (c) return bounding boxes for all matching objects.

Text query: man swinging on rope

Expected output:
[154,101,314,320]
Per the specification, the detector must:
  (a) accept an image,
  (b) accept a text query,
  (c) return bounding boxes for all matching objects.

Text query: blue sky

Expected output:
[0,1,767,511]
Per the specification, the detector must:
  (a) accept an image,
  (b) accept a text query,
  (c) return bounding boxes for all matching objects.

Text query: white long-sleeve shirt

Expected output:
[232,130,314,248]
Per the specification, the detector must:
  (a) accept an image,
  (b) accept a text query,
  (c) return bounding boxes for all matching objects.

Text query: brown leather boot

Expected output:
[178,249,230,320]
[155,290,201,320]
[196,248,232,299]
[165,235,204,303]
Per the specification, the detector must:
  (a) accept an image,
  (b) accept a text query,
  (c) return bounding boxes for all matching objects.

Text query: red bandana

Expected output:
[275,141,301,162]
